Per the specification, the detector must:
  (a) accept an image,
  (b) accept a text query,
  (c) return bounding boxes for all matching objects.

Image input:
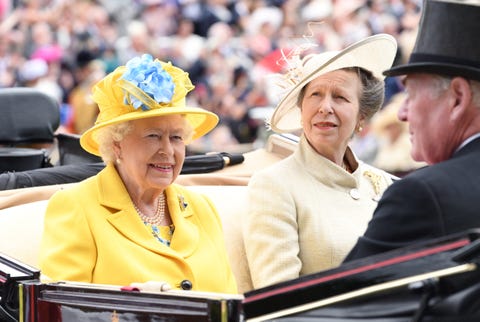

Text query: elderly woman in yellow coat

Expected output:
[243,34,398,290]
[39,54,237,294]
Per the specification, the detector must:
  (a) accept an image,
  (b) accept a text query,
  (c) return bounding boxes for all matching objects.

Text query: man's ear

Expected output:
[449,77,472,121]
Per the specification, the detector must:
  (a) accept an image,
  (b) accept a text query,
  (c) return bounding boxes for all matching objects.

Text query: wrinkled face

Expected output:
[398,74,451,164]
[115,115,187,192]
[301,69,362,158]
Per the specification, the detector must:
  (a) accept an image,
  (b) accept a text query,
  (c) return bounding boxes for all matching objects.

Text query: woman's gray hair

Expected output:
[95,116,194,163]
[297,67,385,121]
[354,67,385,120]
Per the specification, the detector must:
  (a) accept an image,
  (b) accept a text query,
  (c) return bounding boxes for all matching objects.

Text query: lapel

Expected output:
[97,164,200,259]
[165,184,200,257]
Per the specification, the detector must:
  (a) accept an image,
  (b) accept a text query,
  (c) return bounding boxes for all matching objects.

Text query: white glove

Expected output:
[129,280,172,292]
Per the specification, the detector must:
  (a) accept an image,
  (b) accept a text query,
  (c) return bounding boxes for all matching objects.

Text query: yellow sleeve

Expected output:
[39,189,97,283]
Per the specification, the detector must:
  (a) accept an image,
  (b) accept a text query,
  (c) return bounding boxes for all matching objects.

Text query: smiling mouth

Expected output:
[150,164,173,170]
[315,122,337,128]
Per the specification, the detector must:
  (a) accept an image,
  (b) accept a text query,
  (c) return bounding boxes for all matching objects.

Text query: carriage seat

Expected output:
[0,185,254,293]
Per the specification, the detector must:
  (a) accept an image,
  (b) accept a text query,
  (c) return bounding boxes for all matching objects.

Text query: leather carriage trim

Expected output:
[243,238,470,303]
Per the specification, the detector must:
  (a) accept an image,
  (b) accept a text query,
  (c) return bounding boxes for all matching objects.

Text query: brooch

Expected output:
[363,170,382,201]
[178,195,188,211]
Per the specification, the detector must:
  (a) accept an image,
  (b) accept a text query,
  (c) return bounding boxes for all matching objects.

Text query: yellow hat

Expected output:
[80,54,219,156]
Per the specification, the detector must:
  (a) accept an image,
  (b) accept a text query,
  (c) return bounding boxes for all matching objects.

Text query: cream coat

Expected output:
[244,135,394,289]
[39,163,237,293]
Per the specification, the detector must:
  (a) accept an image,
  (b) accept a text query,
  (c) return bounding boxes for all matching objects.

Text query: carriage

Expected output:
[1,88,480,321]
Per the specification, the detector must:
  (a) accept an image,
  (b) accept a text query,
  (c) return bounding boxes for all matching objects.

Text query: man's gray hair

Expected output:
[431,75,480,106]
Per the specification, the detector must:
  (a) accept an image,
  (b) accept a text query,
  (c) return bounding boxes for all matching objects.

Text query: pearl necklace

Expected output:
[133,193,166,226]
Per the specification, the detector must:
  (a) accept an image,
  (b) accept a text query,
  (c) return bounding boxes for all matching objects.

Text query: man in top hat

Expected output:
[344,0,480,261]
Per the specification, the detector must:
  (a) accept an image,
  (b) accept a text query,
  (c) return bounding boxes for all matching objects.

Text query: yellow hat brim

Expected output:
[80,106,219,156]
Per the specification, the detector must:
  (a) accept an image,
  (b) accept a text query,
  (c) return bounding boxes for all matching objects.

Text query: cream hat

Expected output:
[80,54,218,156]
[269,34,397,133]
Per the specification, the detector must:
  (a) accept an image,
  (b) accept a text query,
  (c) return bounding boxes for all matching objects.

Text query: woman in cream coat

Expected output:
[39,54,237,294]
[243,34,398,289]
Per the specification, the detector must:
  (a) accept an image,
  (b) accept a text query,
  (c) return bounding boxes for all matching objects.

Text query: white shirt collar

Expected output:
[455,132,480,153]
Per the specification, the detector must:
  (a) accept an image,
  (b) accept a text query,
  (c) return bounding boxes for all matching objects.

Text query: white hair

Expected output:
[430,75,480,106]
[471,80,480,107]
[96,122,134,164]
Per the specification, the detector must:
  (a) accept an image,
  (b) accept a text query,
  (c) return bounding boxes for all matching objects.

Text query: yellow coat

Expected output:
[39,163,237,294]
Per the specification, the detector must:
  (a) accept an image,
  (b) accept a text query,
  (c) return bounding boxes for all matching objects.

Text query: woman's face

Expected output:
[115,115,187,193]
[301,69,362,160]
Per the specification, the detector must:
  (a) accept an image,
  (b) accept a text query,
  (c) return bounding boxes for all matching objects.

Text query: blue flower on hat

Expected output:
[121,54,175,111]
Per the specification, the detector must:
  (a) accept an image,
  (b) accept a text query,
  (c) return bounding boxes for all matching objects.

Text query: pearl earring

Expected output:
[358,126,363,132]
[116,158,121,164]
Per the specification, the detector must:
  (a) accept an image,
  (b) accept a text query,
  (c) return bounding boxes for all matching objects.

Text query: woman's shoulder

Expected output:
[168,184,222,223]
[168,183,215,205]
[251,155,297,179]
[47,176,99,210]
[170,183,202,195]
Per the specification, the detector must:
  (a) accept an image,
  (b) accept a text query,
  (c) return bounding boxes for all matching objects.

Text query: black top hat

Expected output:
[384,0,480,81]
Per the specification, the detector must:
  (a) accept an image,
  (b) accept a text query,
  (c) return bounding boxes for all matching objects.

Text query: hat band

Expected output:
[118,79,185,110]
[409,53,480,70]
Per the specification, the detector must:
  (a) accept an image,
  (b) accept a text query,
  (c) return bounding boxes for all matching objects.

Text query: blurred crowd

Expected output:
[0,0,425,175]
